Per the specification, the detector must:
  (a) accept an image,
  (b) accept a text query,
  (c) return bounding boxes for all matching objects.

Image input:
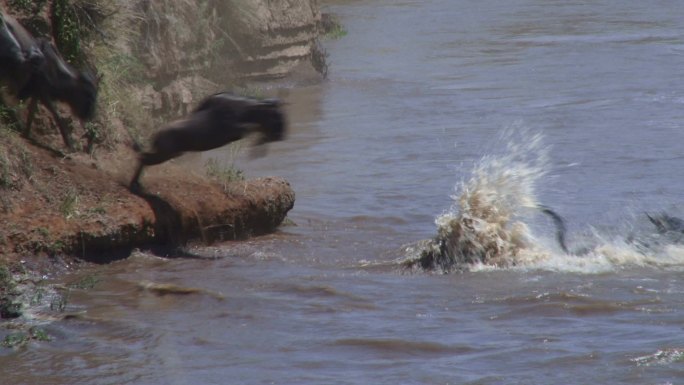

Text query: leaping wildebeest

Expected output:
[129,92,287,192]
[0,11,97,151]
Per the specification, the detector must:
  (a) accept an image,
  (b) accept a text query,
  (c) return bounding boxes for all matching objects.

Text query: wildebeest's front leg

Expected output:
[23,97,39,138]
[40,97,75,151]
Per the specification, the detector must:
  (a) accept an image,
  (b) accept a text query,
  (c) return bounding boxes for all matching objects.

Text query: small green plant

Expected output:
[59,188,80,219]
[0,265,21,319]
[281,217,297,227]
[51,0,89,64]
[30,327,51,342]
[50,291,69,312]
[0,104,9,121]
[68,274,100,290]
[234,85,265,99]
[30,287,45,306]
[1,333,28,348]
[321,13,347,39]
[7,0,48,14]
[0,154,13,190]
[205,150,245,193]
[1,327,51,348]
[326,24,347,39]
[83,121,102,153]
[36,227,50,238]
[0,265,15,293]
[0,103,20,132]
[47,240,66,255]
[17,147,33,179]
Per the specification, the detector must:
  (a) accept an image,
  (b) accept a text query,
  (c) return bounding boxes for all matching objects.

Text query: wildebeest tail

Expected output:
[537,204,569,254]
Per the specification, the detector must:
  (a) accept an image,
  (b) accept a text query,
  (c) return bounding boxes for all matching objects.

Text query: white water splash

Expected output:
[632,348,684,367]
[427,127,684,273]
[430,127,551,269]
[526,240,684,274]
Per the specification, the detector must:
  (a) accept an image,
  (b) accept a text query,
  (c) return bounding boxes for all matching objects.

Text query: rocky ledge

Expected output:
[0,141,295,264]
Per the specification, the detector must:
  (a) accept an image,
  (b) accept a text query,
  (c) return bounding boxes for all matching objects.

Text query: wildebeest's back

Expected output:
[0,13,22,64]
[193,92,260,116]
[151,108,247,154]
[3,15,35,51]
[0,13,43,93]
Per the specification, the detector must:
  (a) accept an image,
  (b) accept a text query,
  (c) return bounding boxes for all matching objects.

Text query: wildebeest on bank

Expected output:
[0,11,97,151]
[0,12,43,103]
[129,92,287,192]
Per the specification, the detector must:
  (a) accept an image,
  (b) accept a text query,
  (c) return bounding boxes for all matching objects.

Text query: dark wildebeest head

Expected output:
[244,99,286,144]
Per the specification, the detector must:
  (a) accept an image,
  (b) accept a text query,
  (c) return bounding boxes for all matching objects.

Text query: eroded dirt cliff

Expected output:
[0,0,324,266]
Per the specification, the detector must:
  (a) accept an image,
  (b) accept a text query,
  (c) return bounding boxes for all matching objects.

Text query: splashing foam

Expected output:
[406,127,684,273]
[403,127,553,272]
[430,128,551,270]
[631,348,684,367]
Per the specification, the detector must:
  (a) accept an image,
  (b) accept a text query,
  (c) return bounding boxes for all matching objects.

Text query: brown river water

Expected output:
[4,1,684,384]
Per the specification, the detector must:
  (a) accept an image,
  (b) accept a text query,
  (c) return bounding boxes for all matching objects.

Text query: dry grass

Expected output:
[0,126,32,191]
[77,1,153,150]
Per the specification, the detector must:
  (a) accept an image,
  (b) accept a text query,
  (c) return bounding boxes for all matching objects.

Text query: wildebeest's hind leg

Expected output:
[129,151,181,192]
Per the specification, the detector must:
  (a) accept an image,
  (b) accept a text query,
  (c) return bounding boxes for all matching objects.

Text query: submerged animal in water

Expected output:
[130,92,286,191]
[0,12,98,150]
[645,212,684,234]
[629,212,684,251]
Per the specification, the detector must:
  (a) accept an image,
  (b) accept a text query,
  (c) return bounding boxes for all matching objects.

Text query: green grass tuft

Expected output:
[205,150,245,193]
